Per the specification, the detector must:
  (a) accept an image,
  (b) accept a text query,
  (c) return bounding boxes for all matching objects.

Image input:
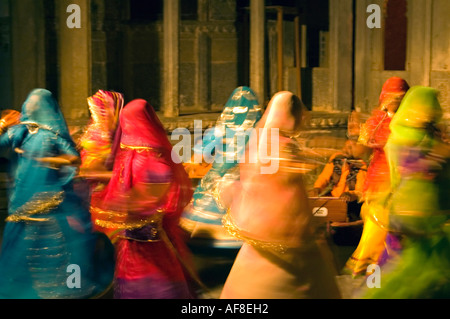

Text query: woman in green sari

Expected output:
[366,86,450,299]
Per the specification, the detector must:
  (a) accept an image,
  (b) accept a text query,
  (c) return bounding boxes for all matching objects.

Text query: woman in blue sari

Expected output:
[0,89,115,299]
[180,86,262,249]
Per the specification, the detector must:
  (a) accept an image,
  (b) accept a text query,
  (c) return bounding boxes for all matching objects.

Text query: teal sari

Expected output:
[0,89,114,299]
[181,86,262,248]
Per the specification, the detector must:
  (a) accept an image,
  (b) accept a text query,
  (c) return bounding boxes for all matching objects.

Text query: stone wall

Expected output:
[4,0,450,129]
[119,0,240,114]
[354,0,450,123]
[0,0,12,109]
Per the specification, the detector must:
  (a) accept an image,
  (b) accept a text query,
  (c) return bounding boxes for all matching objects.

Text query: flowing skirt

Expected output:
[220,242,341,299]
[113,227,197,299]
[0,193,115,299]
[365,235,450,299]
[344,202,387,277]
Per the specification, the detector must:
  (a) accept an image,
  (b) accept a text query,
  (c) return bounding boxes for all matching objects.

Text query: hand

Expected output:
[1,109,21,122]
[35,155,80,169]
[340,192,357,202]
[35,156,72,169]
[309,188,320,197]
[78,170,113,182]
[0,110,20,133]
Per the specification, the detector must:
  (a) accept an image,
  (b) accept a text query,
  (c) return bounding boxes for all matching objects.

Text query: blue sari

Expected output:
[0,89,114,299]
[181,86,262,249]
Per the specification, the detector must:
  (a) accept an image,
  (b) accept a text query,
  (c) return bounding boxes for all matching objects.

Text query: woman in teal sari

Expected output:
[0,89,114,299]
[366,86,450,299]
[180,86,262,249]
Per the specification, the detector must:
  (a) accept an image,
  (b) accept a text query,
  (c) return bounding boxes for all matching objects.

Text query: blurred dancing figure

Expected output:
[79,90,124,173]
[220,91,341,299]
[310,137,368,246]
[76,90,124,219]
[366,86,450,299]
[0,89,114,299]
[90,99,197,299]
[183,127,215,179]
[181,86,262,249]
[311,139,367,220]
[345,77,410,277]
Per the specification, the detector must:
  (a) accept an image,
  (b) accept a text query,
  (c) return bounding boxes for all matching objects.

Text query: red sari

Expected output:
[359,109,392,197]
[90,99,195,299]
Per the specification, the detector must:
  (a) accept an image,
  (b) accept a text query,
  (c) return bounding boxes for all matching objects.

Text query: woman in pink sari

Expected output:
[90,99,196,299]
[220,91,341,299]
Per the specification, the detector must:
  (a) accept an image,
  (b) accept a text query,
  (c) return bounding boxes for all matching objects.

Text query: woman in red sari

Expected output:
[90,99,196,299]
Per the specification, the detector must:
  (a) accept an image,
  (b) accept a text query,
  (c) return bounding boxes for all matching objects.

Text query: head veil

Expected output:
[91,99,192,231]
[378,76,410,111]
[223,91,311,250]
[9,89,78,189]
[389,86,443,146]
[79,90,124,170]
[20,89,74,146]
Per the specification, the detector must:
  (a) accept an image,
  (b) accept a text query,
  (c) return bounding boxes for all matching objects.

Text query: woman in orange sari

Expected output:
[90,99,196,299]
[344,77,410,277]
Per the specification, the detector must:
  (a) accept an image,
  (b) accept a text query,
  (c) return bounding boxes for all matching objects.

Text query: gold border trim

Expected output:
[6,191,64,223]
[222,211,288,253]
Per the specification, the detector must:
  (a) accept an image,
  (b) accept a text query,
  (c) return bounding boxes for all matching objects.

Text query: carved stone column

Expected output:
[195,28,211,110]
[10,0,47,107]
[250,0,265,104]
[329,0,354,112]
[163,0,180,117]
[56,0,92,121]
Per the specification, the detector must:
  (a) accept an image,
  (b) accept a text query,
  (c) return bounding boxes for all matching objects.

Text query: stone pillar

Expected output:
[408,0,433,87]
[276,7,283,92]
[91,0,107,92]
[353,0,375,112]
[56,0,92,121]
[163,0,180,118]
[10,0,47,107]
[0,0,12,109]
[430,0,450,117]
[195,0,210,110]
[329,0,354,111]
[250,0,266,104]
[195,29,211,110]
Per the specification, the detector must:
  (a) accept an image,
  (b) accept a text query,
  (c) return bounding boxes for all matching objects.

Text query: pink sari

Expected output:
[220,92,341,299]
[90,99,195,299]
